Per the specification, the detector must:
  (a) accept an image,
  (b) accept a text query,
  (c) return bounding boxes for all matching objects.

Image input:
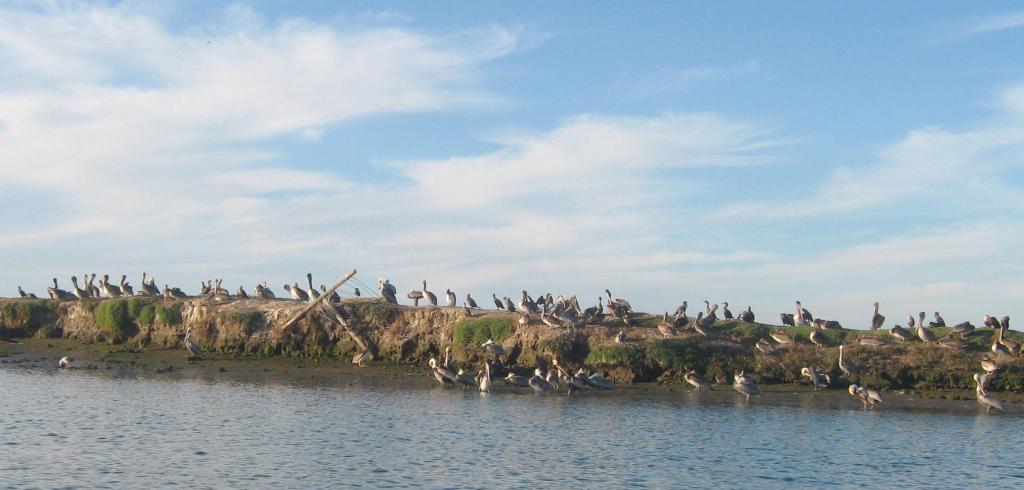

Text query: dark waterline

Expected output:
[2,367,1021,489]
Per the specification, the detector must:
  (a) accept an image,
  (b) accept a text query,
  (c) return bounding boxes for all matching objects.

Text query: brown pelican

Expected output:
[164,285,187,300]
[319,285,340,303]
[936,336,963,350]
[889,325,914,343]
[551,359,587,393]
[848,384,882,409]
[529,368,555,393]
[284,283,309,302]
[702,304,718,326]
[445,289,457,308]
[732,371,761,401]
[704,300,712,314]
[980,356,1000,374]
[481,339,507,359]
[478,363,492,392]
[502,296,516,313]
[796,301,813,326]
[183,327,203,360]
[443,346,458,374]
[140,273,160,296]
[857,335,886,347]
[997,327,1019,354]
[407,289,424,306]
[17,286,37,299]
[722,302,734,320]
[466,294,478,308]
[975,371,995,392]
[916,313,935,344]
[455,368,477,388]
[87,274,100,298]
[871,302,885,330]
[306,274,321,302]
[352,349,371,367]
[951,321,975,339]
[984,315,1000,329]
[693,312,709,337]
[684,371,711,391]
[58,356,75,368]
[119,275,133,297]
[1001,316,1010,330]
[48,278,75,301]
[255,282,275,299]
[100,275,122,298]
[738,306,755,322]
[377,278,397,304]
[518,291,540,314]
[974,374,1003,414]
[504,372,531,388]
[428,358,456,386]
[991,333,1011,355]
[657,312,676,337]
[801,367,830,390]
[605,289,632,311]
[587,371,615,390]
[809,324,827,348]
[780,313,795,326]
[70,276,89,300]
[770,330,794,347]
[929,312,946,328]
[837,344,857,378]
[906,314,915,329]
[422,281,437,307]
[755,338,776,354]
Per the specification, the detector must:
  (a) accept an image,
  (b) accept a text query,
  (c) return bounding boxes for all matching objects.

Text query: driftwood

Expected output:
[279,269,357,330]
[315,302,376,364]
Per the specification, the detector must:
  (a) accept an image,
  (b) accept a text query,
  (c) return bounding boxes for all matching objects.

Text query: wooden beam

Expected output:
[279,269,357,330]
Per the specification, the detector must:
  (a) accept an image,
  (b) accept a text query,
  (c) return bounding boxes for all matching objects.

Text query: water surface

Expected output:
[1,367,1021,489]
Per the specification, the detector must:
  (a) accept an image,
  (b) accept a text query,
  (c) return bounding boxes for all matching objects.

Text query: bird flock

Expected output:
[17,276,1015,413]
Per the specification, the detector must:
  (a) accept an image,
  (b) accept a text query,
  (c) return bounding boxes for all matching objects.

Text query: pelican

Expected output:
[518,312,529,326]
[975,374,1003,414]
[478,363,492,392]
[755,338,776,354]
[183,328,203,360]
[951,321,975,339]
[997,327,1019,354]
[119,275,133,297]
[980,357,1000,373]
[352,349,371,367]
[604,289,632,311]
[936,337,963,350]
[87,274,99,298]
[722,302,734,320]
[704,304,719,324]
[916,313,935,344]
[704,300,712,314]
[504,372,531,388]
[529,368,555,393]
[738,306,755,323]
[693,312,709,337]
[71,276,91,299]
[445,289,457,308]
[657,312,676,337]
[770,330,794,347]
[801,367,830,390]
[492,294,503,309]
[684,370,711,391]
[857,335,886,347]
[588,371,615,390]
[889,325,914,343]
[984,315,1000,329]
[320,285,340,303]
[871,302,885,330]
[732,371,761,401]
[164,285,187,300]
[796,301,813,326]
[1001,316,1011,330]
[615,330,627,344]
[848,384,882,409]
[929,312,946,328]
[838,344,857,378]
[991,333,1011,355]
[455,369,477,388]
[141,273,161,296]
[48,278,75,301]
[100,274,121,298]
[256,282,275,299]
[481,339,507,358]
[407,289,424,306]
[551,359,587,393]
[809,324,827,348]
[284,283,309,302]
[428,358,455,386]
[378,278,397,304]
[975,371,995,392]
[306,274,321,302]
[58,356,74,369]
[518,291,540,314]
[906,314,915,329]
[546,369,560,390]
[17,286,37,299]
[779,313,795,326]
[422,281,437,307]
[466,293,479,308]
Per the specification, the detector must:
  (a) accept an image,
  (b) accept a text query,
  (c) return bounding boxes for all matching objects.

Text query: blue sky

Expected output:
[1,1,1023,327]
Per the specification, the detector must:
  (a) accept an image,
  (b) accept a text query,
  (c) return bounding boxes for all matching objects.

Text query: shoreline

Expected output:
[5,338,1022,416]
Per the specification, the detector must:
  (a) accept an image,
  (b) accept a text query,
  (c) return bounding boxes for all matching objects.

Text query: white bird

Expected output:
[587,371,615,390]
[801,367,830,390]
[684,370,711,391]
[428,358,456,386]
[58,356,75,369]
[974,373,1003,414]
[478,363,492,392]
[847,384,881,409]
[529,368,555,393]
[481,339,507,357]
[732,371,761,401]
[445,289,457,308]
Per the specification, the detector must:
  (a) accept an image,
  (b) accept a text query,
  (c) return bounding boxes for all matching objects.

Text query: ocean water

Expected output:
[1,366,1021,489]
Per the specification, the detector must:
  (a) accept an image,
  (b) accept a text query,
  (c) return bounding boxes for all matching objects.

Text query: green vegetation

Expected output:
[452,317,514,347]
[155,302,182,325]
[361,302,400,325]
[94,300,135,341]
[0,301,58,331]
[228,311,265,335]
[137,305,156,327]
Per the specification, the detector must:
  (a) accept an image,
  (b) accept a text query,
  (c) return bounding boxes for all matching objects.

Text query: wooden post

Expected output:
[279,269,357,330]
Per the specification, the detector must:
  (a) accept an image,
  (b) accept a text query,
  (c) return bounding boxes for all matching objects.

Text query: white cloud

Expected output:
[945,10,1024,41]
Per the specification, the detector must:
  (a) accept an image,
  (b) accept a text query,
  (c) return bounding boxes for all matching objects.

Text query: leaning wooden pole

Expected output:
[279,269,357,330]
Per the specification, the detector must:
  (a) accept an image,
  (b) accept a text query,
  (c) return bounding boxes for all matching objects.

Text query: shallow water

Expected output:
[2,367,1022,489]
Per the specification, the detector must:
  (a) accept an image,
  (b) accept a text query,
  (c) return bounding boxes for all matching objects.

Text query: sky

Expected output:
[1,1,1023,328]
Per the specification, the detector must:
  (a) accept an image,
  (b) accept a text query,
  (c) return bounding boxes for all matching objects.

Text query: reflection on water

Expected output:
[2,367,1022,489]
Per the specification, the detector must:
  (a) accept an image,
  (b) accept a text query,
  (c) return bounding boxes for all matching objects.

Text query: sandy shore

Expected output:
[3,338,1022,416]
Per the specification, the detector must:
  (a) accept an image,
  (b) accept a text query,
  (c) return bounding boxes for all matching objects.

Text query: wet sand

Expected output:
[3,337,1021,416]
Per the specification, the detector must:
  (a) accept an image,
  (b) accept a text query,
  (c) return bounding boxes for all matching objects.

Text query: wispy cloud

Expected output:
[942,10,1024,42]
[620,60,760,99]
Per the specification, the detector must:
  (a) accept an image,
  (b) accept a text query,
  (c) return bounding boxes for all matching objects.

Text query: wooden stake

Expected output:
[279,269,357,330]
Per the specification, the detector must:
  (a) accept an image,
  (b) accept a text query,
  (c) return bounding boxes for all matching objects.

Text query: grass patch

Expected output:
[155,302,182,325]
[94,300,135,341]
[586,344,646,368]
[0,301,57,330]
[228,311,265,335]
[452,317,514,347]
[137,305,156,326]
